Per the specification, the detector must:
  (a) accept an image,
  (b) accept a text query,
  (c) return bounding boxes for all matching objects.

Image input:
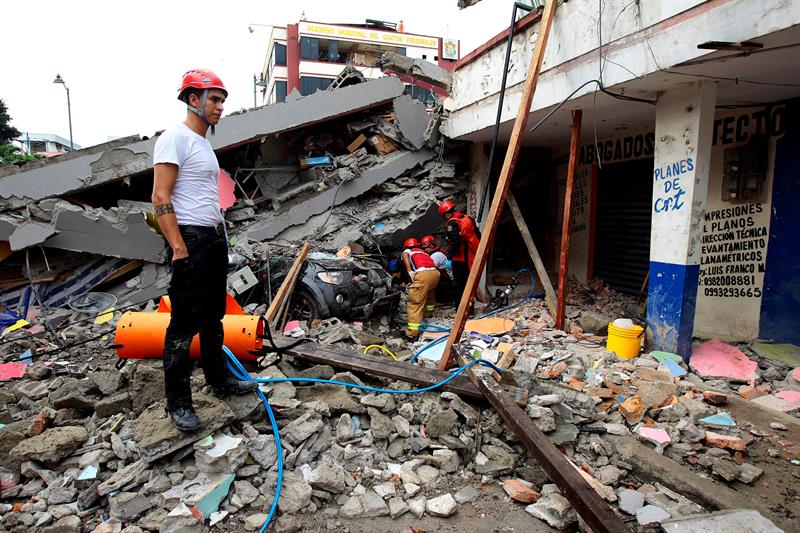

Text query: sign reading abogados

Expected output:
[299,22,440,50]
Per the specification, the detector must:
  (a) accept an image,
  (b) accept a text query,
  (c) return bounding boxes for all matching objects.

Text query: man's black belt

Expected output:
[179,223,225,236]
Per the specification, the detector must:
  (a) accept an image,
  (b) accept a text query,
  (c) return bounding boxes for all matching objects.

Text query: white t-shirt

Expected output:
[430,250,448,269]
[153,123,223,227]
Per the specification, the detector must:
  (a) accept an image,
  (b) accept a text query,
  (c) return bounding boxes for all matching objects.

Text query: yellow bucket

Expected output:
[607,322,644,359]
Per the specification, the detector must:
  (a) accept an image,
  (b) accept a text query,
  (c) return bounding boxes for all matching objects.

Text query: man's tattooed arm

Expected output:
[154,203,175,216]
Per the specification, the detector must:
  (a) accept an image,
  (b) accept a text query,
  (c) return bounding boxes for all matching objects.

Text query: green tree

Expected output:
[0,99,21,144]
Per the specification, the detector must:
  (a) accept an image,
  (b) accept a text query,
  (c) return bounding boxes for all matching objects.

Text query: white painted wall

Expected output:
[693,105,783,340]
[447,0,800,140]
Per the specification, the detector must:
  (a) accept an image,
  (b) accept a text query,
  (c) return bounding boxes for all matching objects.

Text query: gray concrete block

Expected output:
[393,95,429,150]
[247,149,433,241]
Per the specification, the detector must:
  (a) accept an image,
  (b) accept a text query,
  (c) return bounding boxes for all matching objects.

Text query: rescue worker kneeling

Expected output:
[401,238,440,340]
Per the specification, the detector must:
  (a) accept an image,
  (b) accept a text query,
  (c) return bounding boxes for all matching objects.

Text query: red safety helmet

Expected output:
[420,235,436,246]
[178,69,228,101]
[403,238,419,249]
[438,199,456,217]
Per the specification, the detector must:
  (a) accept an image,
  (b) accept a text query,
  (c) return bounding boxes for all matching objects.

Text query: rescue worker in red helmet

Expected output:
[419,234,453,306]
[401,237,440,340]
[151,69,255,432]
[438,200,481,306]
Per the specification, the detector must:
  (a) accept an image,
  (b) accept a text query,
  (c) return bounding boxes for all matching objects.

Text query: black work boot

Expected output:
[167,405,202,432]
[211,377,259,398]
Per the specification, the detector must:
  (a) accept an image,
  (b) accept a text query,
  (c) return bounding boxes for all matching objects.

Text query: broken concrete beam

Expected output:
[208,75,406,151]
[0,77,406,206]
[43,204,164,262]
[133,393,235,463]
[9,221,57,251]
[393,95,430,150]
[379,52,452,90]
[247,149,433,242]
[0,138,155,207]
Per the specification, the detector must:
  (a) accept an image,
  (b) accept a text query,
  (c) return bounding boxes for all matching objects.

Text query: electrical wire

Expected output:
[363,344,398,361]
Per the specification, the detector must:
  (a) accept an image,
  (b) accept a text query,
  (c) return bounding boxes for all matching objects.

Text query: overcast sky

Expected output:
[1,0,510,148]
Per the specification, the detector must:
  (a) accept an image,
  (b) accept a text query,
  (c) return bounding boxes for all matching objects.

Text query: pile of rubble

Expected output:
[1,282,798,532]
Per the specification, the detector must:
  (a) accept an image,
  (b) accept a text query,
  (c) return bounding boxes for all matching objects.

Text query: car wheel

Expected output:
[287,288,320,323]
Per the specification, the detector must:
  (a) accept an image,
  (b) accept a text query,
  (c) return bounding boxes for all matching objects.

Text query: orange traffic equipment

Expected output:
[114,294,263,361]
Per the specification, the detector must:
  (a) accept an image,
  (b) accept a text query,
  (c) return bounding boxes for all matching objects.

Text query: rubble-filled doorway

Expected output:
[593,158,653,295]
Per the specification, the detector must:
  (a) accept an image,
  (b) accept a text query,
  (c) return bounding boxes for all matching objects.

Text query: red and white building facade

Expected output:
[258,20,459,106]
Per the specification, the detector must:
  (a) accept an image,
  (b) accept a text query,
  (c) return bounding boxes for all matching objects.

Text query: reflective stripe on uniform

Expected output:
[407,322,420,330]
[425,305,435,311]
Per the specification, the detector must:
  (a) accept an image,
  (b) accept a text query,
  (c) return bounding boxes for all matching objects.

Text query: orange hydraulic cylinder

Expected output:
[115,311,263,361]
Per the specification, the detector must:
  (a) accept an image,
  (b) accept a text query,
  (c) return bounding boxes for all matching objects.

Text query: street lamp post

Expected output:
[53,74,73,151]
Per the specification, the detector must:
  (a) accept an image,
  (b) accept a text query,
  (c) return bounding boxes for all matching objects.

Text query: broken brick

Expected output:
[502,479,540,504]
[547,361,568,379]
[702,391,728,406]
[704,431,747,451]
[619,396,645,424]
[738,385,768,401]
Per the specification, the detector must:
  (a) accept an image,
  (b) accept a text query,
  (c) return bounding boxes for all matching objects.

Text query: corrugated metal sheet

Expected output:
[594,159,653,295]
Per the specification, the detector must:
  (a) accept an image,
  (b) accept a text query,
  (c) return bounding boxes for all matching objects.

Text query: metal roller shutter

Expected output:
[593,159,653,295]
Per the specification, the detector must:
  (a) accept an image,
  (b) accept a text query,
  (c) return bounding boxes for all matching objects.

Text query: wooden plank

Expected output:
[264,242,310,324]
[284,340,528,406]
[506,192,557,316]
[556,110,583,330]
[439,0,559,371]
[492,341,515,381]
[454,347,629,533]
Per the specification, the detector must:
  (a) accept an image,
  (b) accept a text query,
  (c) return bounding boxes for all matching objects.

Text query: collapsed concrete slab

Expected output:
[393,95,430,151]
[0,76,407,207]
[43,204,165,262]
[246,149,434,242]
[379,52,453,90]
[9,222,58,251]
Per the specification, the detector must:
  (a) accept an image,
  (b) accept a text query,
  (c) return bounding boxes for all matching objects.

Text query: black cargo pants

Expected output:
[163,224,230,410]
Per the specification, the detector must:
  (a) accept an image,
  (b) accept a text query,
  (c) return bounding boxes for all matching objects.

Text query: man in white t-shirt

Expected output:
[420,234,454,307]
[151,69,256,432]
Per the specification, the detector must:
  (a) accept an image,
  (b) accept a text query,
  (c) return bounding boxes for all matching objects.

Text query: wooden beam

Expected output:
[454,347,629,533]
[492,341,515,381]
[439,0,558,371]
[506,192,557,316]
[284,340,529,406]
[556,110,582,330]
[264,242,310,325]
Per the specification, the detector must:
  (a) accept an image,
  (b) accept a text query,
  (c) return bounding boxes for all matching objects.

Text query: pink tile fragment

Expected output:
[638,427,671,445]
[0,361,28,381]
[791,367,800,384]
[284,320,301,334]
[776,390,800,409]
[752,394,796,413]
[218,169,236,211]
[689,339,758,382]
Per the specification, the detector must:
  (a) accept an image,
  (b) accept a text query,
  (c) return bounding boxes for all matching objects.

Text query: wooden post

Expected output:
[439,0,558,371]
[264,242,311,325]
[556,110,582,330]
[506,192,557,317]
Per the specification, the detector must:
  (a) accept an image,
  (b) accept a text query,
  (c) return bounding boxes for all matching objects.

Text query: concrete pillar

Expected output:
[647,81,717,358]
[286,24,300,95]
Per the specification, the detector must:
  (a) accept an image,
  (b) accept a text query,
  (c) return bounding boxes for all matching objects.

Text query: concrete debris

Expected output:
[378,52,453,90]
[661,509,784,532]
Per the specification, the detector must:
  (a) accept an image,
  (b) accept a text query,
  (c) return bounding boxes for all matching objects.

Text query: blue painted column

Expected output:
[647,81,717,359]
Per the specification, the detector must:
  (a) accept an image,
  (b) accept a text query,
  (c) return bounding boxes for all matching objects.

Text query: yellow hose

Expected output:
[364,344,398,362]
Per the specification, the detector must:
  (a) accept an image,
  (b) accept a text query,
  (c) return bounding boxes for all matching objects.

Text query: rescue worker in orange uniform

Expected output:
[401,238,440,340]
[438,200,481,306]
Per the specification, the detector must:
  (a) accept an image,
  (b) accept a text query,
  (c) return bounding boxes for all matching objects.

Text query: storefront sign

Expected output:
[299,22,439,49]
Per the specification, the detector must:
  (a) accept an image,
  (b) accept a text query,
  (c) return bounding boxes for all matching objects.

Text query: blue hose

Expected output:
[222,346,502,531]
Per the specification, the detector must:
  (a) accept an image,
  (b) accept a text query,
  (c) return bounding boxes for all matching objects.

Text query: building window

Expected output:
[274,43,287,66]
[300,76,332,96]
[405,85,436,107]
[300,37,319,60]
[275,81,287,103]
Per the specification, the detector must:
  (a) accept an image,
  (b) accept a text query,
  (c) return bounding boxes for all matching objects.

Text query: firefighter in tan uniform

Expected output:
[401,238,440,340]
